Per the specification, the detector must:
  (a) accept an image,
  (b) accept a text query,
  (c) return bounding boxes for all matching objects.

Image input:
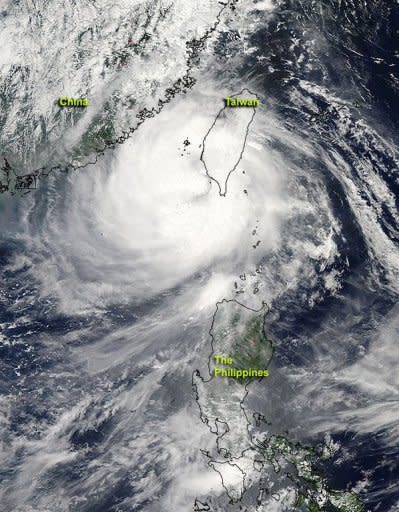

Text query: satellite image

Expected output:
[0,0,398,511]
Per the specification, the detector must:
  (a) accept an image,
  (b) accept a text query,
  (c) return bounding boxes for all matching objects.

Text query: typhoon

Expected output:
[0,0,398,511]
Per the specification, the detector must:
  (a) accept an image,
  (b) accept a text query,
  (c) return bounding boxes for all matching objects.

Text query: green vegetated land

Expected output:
[231,314,273,370]
[260,435,364,512]
[209,300,273,381]
[193,299,365,511]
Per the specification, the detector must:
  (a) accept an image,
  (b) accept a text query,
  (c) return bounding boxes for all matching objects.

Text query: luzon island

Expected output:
[225,96,260,107]
[213,354,269,379]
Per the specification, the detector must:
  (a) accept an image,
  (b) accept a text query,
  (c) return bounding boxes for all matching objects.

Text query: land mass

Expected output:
[0,0,240,195]
[193,299,364,511]
[200,88,259,197]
